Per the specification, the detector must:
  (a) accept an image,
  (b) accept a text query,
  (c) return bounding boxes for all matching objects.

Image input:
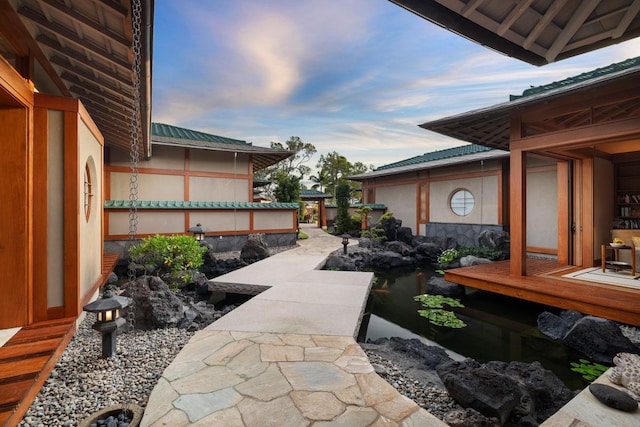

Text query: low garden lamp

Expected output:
[82,289,130,358]
[341,234,351,255]
[188,223,206,241]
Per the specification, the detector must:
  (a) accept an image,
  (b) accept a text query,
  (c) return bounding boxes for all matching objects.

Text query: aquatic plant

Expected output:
[437,248,460,266]
[570,359,609,382]
[414,294,466,328]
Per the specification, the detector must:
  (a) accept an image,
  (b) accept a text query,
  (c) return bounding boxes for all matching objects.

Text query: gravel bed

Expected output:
[363,349,462,420]
[19,315,194,427]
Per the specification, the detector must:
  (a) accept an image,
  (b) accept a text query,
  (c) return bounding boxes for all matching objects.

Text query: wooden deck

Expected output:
[0,253,120,426]
[445,259,640,326]
[0,318,76,426]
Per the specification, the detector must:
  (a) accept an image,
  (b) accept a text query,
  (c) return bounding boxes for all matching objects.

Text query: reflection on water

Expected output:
[361,266,589,390]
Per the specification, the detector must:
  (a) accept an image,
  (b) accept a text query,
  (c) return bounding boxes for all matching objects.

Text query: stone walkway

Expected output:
[141,225,447,426]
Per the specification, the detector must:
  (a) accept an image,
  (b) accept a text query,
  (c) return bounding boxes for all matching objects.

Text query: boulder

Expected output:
[379,216,403,242]
[358,237,373,248]
[426,276,465,299]
[437,359,525,425]
[414,242,442,263]
[478,230,510,256]
[240,233,270,262]
[387,337,452,369]
[383,241,415,256]
[324,254,357,271]
[369,251,415,269]
[396,226,414,245]
[122,276,185,329]
[563,316,640,364]
[437,358,574,425]
[537,310,584,341]
[459,255,492,267]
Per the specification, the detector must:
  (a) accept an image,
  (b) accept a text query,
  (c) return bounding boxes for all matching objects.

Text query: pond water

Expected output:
[360,266,591,390]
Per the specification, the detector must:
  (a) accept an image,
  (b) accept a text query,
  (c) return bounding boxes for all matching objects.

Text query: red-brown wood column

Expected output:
[510,148,527,276]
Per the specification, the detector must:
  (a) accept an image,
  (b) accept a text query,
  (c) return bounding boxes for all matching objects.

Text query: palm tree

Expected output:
[309,170,328,193]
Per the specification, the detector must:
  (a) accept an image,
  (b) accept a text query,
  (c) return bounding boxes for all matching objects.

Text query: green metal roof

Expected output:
[375,144,493,171]
[325,203,387,209]
[300,188,332,198]
[152,123,250,146]
[105,200,299,209]
[511,56,640,100]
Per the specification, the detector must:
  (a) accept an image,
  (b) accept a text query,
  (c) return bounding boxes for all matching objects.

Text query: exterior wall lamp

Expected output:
[82,288,130,358]
[188,223,206,241]
[341,234,350,255]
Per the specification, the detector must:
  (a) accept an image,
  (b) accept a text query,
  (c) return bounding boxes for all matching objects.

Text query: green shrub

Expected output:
[458,246,502,261]
[437,248,460,265]
[298,230,309,239]
[129,234,207,286]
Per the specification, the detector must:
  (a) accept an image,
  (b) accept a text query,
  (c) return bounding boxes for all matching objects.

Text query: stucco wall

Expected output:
[47,110,65,307]
[110,144,185,170]
[78,117,103,303]
[376,184,417,232]
[110,172,184,200]
[108,211,185,235]
[526,169,558,250]
[429,176,498,225]
[254,211,294,230]
[190,211,251,232]
[189,150,249,174]
[189,176,249,201]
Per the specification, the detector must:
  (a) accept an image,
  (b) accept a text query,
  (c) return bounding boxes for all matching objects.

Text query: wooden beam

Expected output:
[19,6,130,69]
[523,0,568,50]
[38,0,130,47]
[50,55,132,87]
[545,0,600,62]
[497,0,535,36]
[557,161,569,264]
[612,0,640,38]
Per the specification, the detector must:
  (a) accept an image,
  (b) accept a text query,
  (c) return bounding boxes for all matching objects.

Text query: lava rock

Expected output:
[426,276,465,299]
[240,233,270,262]
[459,255,492,267]
[589,383,638,412]
[563,316,640,364]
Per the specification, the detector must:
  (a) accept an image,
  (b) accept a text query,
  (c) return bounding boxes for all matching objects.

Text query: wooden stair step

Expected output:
[0,379,32,407]
[6,324,70,345]
[0,409,12,426]
[0,338,59,361]
[0,355,50,382]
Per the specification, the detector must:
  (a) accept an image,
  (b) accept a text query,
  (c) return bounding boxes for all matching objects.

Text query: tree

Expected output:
[335,182,352,235]
[273,172,301,203]
[315,151,373,201]
[309,170,329,192]
[269,136,317,179]
[254,136,316,201]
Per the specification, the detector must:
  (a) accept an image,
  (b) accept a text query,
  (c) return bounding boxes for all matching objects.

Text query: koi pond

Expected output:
[360,266,590,390]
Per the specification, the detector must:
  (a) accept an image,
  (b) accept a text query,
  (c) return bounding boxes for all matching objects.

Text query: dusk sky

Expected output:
[152,0,640,173]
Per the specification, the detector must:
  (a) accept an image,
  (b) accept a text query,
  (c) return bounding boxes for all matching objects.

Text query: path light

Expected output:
[341,234,351,255]
[83,288,130,358]
[188,223,206,241]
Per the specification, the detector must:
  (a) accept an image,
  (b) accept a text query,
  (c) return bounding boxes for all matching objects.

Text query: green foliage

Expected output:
[129,234,207,287]
[570,359,609,382]
[274,172,301,203]
[380,211,394,221]
[361,226,386,243]
[335,182,352,234]
[414,294,466,328]
[458,246,503,261]
[437,248,460,265]
[298,230,309,239]
[315,151,373,200]
[297,200,306,223]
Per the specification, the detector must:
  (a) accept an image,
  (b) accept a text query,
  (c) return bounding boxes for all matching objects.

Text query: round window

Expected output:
[450,189,474,216]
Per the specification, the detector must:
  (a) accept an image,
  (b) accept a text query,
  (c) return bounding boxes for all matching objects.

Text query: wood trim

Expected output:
[510,148,526,276]
[0,106,31,328]
[63,111,79,318]
[511,117,640,152]
[527,165,557,173]
[46,306,65,320]
[526,246,558,255]
[184,148,190,200]
[248,157,253,200]
[77,100,104,146]
[249,211,255,232]
[428,169,501,183]
[105,164,252,180]
[32,106,48,323]
[582,158,595,267]
[557,161,569,264]
[0,55,35,106]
